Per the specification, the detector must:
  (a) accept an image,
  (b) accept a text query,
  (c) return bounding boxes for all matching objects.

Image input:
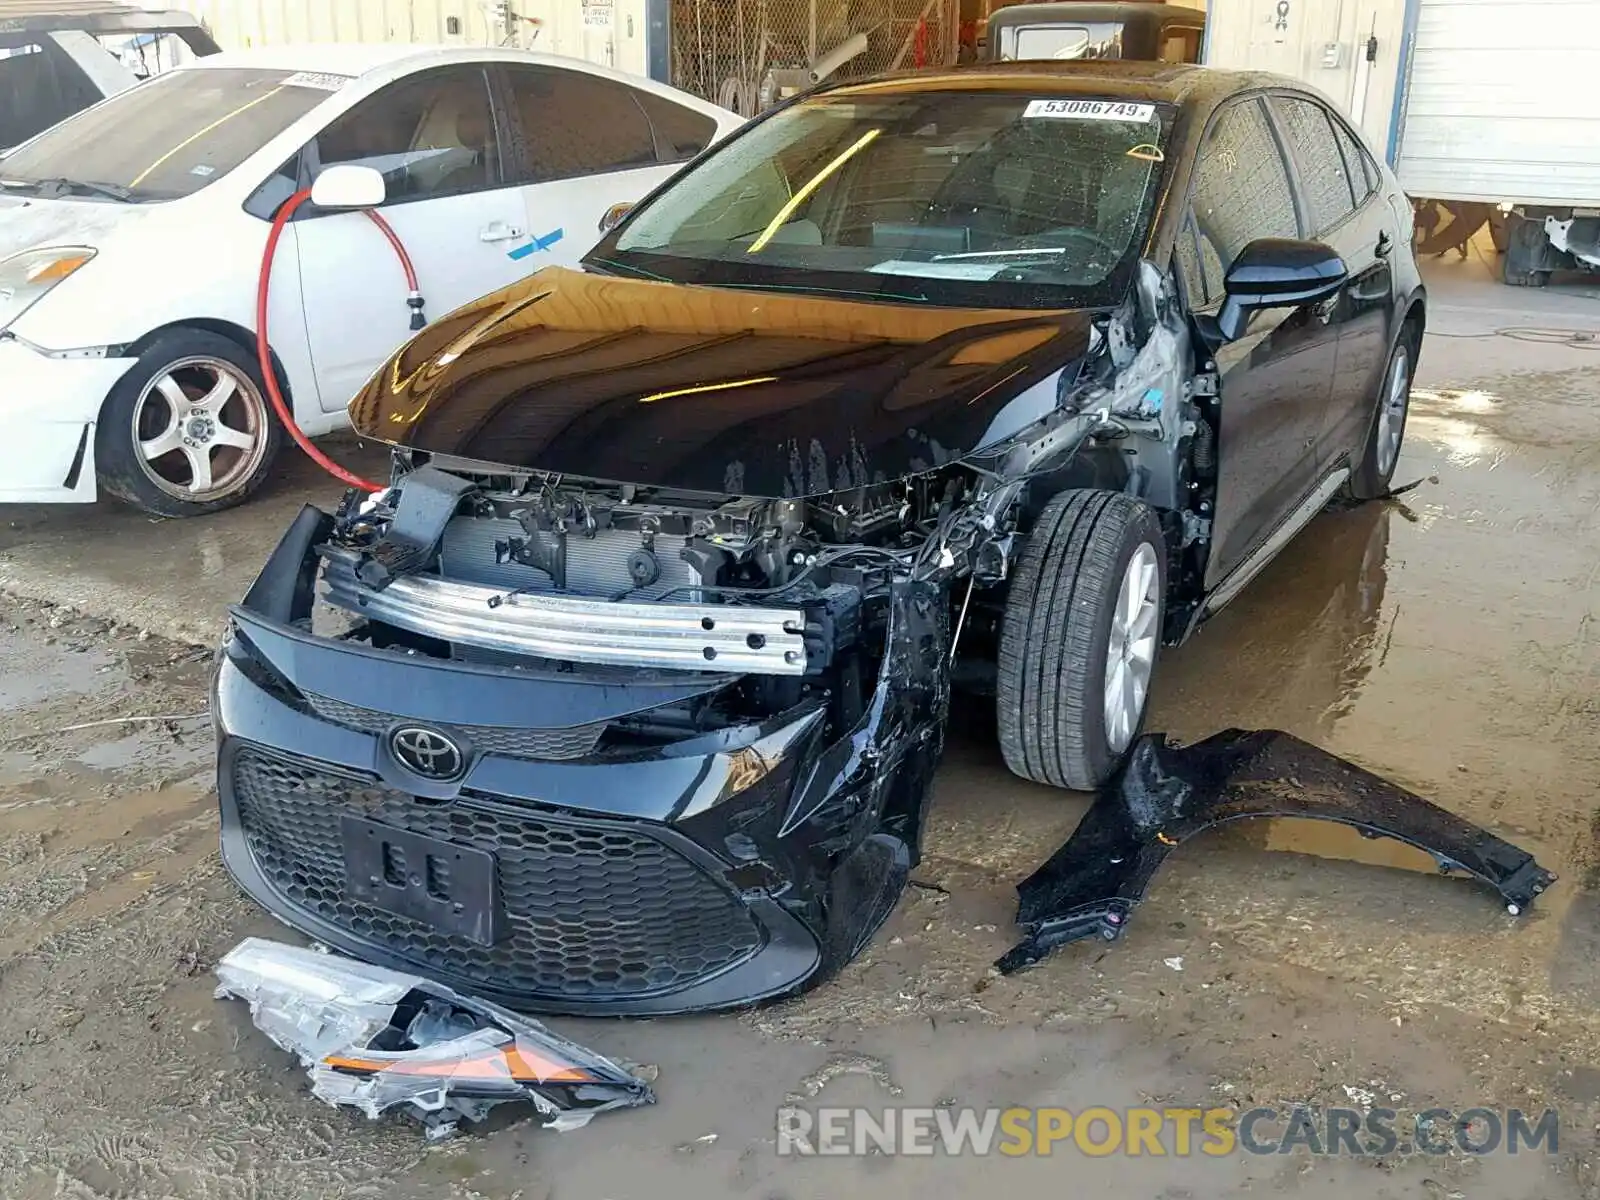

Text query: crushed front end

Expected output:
[214,458,980,1015]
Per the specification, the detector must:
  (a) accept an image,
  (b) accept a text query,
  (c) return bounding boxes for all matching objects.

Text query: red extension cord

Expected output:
[255,187,420,493]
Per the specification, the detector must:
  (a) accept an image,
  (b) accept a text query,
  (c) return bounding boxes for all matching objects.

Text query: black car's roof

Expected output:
[821,60,1294,114]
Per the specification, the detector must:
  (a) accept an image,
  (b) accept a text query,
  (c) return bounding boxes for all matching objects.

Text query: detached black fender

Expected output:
[998,728,1556,973]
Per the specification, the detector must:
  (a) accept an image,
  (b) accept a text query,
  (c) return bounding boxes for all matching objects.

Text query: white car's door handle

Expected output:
[480,222,524,243]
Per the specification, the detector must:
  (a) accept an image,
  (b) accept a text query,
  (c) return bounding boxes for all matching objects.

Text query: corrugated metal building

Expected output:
[1202,0,1600,208]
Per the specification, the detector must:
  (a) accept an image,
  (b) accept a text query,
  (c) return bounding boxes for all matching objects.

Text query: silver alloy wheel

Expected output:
[1374,347,1411,477]
[130,356,269,503]
[1104,542,1159,754]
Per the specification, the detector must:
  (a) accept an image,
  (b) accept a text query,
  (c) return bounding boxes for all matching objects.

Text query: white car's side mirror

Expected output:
[311,164,387,210]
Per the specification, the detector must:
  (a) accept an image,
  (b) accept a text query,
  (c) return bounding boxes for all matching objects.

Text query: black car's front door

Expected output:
[1268,94,1397,465]
[1174,96,1340,590]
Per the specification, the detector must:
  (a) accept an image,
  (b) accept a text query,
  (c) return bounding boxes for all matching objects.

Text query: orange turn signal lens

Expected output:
[25,254,92,285]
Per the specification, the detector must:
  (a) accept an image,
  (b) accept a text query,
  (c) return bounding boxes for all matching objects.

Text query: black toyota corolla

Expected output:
[214,62,1426,1014]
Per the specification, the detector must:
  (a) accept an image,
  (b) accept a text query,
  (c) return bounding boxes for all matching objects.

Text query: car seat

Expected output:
[432,107,491,194]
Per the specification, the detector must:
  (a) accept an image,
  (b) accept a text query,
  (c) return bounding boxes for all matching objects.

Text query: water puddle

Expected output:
[1227,816,1445,876]
[0,630,113,712]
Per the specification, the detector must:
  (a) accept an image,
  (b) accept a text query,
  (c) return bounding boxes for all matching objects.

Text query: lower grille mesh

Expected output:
[230,746,761,999]
[303,693,605,761]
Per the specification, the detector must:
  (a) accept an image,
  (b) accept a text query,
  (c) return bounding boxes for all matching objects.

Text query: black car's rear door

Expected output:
[1173,96,1340,590]
[1267,93,1396,466]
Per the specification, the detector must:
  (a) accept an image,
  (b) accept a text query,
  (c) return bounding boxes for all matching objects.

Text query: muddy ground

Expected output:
[3,252,1600,1198]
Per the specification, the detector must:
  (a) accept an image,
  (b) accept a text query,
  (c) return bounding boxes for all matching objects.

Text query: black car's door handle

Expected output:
[1375,231,1393,259]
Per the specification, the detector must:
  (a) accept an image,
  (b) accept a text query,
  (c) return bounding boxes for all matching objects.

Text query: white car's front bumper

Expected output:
[0,336,136,503]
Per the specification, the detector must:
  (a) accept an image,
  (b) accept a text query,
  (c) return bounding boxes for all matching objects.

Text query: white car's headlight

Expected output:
[0,246,96,334]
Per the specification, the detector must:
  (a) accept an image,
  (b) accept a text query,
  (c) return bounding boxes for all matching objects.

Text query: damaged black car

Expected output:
[213,63,1429,1014]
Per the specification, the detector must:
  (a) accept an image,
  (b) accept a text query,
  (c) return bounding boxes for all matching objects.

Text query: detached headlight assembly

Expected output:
[0,246,95,334]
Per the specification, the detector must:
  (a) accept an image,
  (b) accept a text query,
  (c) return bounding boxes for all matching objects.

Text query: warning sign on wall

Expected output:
[582,0,613,27]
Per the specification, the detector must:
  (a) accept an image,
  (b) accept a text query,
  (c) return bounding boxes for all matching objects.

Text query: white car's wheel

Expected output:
[97,330,283,517]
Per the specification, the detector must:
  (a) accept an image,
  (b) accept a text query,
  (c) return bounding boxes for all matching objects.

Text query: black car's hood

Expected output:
[350,267,1095,498]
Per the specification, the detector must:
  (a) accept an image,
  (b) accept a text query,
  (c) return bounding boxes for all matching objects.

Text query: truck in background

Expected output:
[1,5,219,150]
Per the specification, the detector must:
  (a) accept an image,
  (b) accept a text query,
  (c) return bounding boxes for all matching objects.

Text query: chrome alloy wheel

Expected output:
[1104,542,1160,753]
[1375,347,1411,477]
[131,356,270,502]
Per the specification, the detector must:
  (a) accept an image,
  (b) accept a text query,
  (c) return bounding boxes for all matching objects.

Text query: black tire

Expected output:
[996,489,1166,791]
[1502,212,1552,286]
[96,329,283,518]
[1503,268,1551,288]
[1347,332,1415,501]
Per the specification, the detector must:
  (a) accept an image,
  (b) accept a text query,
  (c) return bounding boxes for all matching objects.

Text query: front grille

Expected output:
[230,746,762,999]
[303,693,605,761]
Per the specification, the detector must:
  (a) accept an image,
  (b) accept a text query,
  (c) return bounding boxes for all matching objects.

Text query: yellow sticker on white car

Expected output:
[1024,99,1156,122]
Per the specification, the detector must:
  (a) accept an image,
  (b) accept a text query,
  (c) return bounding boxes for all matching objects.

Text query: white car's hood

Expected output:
[0,193,150,260]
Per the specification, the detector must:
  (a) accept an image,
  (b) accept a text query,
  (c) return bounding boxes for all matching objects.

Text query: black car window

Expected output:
[1330,114,1379,203]
[1187,97,1299,303]
[500,64,659,183]
[1172,210,1208,306]
[604,90,1176,310]
[632,89,718,162]
[1272,95,1356,234]
[314,65,500,204]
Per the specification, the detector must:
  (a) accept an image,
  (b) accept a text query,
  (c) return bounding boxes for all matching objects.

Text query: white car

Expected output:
[0,44,741,515]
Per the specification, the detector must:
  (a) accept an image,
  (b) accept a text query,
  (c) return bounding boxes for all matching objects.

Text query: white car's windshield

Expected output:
[594,89,1174,308]
[0,67,337,201]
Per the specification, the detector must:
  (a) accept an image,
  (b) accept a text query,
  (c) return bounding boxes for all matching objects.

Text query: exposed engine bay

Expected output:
[321,456,1000,727]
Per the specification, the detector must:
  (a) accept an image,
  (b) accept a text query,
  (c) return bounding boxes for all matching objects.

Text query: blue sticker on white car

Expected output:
[508,228,565,261]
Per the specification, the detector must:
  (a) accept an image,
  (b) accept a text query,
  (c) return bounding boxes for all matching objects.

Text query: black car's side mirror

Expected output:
[1215,238,1348,342]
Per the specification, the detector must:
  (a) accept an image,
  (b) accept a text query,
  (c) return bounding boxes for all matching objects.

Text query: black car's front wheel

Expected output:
[997,489,1167,791]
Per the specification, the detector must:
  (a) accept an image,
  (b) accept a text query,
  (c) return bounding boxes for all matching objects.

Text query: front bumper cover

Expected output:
[0,335,134,503]
[214,506,948,1015]
[999,729,1558,972]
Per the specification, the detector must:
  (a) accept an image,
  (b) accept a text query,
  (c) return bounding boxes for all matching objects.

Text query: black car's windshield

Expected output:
[598,89,1174,308]
[0,67,336,201]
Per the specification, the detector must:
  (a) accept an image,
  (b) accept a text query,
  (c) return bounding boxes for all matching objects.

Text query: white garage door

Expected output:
[1395,0,1600,204]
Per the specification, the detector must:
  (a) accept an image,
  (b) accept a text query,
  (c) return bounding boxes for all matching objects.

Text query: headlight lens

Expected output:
[0,246,95,334]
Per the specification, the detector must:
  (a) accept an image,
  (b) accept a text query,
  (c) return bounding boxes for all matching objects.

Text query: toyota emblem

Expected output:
[390,726,465,780]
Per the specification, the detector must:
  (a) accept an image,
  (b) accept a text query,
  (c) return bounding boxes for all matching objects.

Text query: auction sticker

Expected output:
[283,71,352,91]
[1024,99,1155,121]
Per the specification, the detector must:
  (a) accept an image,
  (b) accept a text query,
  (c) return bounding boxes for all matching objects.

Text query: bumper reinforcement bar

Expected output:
[321,549,810,674]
